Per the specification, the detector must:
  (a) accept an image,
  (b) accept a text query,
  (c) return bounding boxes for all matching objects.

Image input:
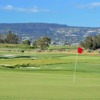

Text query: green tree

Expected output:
[0,34,4,43]
[22,39,31,45]
[80,34,100,50]
[33,36,51,50]
[5,31,19,44]
[96,34,100,48]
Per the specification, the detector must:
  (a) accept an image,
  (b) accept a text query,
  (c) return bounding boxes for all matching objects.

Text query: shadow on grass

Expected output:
[0,55,33,59]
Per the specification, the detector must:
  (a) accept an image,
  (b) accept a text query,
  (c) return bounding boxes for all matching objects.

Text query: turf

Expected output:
[0,69,100,100]
[0,52,100,100]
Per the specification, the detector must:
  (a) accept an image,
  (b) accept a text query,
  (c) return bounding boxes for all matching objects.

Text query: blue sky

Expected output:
[0,0,100,27]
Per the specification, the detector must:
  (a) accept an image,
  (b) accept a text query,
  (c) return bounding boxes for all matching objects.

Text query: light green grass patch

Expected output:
[0,70,100,100]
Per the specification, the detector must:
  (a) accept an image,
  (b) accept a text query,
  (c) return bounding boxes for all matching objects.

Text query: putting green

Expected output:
[0,70,100,100]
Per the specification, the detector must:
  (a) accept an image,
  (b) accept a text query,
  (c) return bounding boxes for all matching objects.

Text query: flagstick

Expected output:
[73,53,78,83]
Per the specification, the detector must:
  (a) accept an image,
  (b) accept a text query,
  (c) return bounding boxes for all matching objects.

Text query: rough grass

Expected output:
[0,53,100,70]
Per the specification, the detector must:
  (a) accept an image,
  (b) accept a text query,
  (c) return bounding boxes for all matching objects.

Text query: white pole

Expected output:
[73,53,78,83]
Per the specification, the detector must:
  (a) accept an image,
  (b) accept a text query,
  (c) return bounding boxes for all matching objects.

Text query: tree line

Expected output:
[0,31,51,50]
[1,31,100,50]
[80,34,100,50]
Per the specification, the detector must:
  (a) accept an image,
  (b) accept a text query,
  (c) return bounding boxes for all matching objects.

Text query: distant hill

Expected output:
[0,23,100,44]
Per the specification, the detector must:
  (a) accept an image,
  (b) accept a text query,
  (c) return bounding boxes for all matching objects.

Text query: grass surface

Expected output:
[0,51,100,100]
[0,70,100,100]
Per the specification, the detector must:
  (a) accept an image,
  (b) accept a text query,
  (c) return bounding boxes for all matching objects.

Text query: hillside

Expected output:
[0,23,100,44]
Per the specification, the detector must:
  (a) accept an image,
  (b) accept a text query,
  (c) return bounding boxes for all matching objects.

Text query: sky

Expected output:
[0,0,100,27]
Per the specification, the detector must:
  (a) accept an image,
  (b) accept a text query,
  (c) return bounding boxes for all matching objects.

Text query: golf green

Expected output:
[0,70,100,100]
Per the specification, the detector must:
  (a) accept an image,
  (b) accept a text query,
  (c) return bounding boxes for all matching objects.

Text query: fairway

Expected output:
[0,70,100,100]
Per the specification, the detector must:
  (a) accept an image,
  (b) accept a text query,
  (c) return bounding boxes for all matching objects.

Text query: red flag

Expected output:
[77,47,83,54]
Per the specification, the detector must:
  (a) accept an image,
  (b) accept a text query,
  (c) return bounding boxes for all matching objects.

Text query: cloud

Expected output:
[0,5,50,13]
[77,2,100,9]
